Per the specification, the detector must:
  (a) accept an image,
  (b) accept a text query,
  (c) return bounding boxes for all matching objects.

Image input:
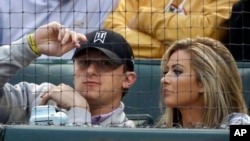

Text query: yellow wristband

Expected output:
[28,34,41,56]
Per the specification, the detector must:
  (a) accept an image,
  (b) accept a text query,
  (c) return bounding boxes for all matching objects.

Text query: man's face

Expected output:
[73,49,126,107]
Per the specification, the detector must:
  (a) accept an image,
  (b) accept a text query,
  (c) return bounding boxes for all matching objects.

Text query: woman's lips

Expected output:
[163,88,172,96]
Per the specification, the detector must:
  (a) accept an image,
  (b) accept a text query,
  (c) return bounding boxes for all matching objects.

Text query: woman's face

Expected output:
[161,50,203,109]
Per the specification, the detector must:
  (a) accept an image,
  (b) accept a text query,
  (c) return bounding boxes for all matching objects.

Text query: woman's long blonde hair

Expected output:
[156,37,248,128]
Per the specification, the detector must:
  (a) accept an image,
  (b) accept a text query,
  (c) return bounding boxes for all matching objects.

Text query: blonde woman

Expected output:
[156,37,250,129]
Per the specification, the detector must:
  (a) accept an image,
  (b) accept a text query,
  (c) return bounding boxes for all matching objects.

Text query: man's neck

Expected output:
[90,102,121,116]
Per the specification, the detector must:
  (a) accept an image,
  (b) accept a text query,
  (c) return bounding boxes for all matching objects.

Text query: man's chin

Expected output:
[81,93,101,101]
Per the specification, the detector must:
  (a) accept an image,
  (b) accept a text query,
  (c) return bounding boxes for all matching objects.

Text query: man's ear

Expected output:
[122,72,137,89]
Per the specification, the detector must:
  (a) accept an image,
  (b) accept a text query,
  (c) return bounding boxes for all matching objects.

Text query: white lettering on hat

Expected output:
[94,31,107,43]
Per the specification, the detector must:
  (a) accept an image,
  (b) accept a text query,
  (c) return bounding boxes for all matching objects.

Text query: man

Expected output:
[0,22,136,127]
[40,29,137,127]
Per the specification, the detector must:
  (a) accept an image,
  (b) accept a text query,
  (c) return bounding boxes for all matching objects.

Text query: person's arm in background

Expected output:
[104,0,238,59]
[0,22,87,124]
[103,0,164,59]
[132,0,238,44]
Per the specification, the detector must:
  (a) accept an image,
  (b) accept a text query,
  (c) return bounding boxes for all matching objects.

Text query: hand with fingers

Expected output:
[40,83,90,111]
[31,22,87,57]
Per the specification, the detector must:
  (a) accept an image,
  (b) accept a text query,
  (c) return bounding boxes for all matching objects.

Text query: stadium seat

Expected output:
[237,62,250,113]
[127,114,154,127]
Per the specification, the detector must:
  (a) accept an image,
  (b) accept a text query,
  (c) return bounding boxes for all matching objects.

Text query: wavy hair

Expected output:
[156,37,248,128]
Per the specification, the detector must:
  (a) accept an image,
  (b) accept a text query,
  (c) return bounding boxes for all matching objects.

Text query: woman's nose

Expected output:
[161,73,170,84]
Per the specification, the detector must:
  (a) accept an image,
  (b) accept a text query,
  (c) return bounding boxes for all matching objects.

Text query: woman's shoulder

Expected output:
[219,113,250,129]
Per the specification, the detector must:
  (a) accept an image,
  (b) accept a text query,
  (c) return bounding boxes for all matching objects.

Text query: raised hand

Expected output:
[32,22,87,57]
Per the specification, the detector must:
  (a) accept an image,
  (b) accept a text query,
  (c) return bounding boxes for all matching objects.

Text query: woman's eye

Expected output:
[173,70,182,76]
[162,71,168,76]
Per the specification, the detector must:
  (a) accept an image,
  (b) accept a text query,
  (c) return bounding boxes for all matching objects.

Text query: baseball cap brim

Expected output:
[72,46,124,64]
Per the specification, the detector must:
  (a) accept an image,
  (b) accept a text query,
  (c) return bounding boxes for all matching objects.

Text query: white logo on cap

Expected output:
[94,31,107,43]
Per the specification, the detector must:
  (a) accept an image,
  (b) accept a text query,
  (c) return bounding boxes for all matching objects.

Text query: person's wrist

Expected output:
[27,34,41,56]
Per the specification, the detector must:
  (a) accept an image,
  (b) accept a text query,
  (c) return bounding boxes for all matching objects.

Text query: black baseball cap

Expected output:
[72,29,134,71]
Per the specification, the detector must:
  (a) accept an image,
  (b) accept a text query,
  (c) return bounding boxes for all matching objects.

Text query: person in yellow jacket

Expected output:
[103,0,239,59]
